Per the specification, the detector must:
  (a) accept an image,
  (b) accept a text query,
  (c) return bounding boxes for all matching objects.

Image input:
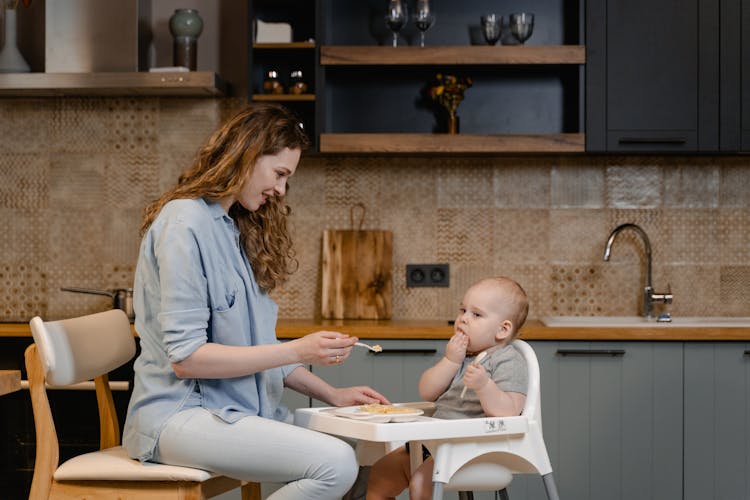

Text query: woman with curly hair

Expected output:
[123,103,388,499]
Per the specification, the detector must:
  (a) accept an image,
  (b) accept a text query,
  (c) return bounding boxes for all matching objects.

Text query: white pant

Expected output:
[155,407,359,500]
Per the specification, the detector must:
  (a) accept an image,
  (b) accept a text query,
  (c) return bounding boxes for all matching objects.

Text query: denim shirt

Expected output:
[123,198,301,462]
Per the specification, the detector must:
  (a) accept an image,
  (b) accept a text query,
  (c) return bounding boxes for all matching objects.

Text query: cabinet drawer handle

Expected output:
[371,349,438,355]
[743,350,750,357]
[556,349,626,357]
[617,137,687,145]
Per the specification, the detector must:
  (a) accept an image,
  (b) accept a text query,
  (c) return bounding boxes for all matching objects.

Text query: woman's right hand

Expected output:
[290,331,357,366]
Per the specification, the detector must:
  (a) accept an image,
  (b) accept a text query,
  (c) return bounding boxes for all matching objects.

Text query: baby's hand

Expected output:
[445,332,468,364]
[463,363,490,392]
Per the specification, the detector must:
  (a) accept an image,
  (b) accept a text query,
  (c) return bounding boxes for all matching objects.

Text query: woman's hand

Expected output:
[444,331,468,364]
[463,362,490,393]
[328,386,391,407]
[290,330,357,366]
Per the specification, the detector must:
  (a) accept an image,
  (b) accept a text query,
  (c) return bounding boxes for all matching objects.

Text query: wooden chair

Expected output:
[26,309,260,500]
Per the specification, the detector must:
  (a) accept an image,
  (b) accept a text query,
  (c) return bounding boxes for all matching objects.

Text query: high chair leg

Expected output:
[542,473,560,500]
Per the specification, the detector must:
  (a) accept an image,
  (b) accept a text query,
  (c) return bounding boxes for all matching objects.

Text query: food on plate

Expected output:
[357,403,416,414]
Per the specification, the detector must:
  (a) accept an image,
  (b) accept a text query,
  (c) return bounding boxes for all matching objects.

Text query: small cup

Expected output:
[480,14,502,46]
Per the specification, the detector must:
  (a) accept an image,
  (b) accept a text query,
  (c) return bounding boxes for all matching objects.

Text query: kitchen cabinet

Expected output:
[684,342,750,500]
[586,0,719,152]
[507,341,684,500]
[249,0,319,147]
[719,0,750,150]
[248,0,585,154]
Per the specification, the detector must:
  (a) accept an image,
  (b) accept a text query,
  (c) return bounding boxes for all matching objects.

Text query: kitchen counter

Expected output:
[3,319,750,341]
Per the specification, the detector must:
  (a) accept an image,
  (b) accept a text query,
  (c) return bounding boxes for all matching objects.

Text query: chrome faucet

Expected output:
[603,223,673,319]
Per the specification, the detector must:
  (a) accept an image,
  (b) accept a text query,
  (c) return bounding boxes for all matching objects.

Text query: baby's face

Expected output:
[454,281,511,353]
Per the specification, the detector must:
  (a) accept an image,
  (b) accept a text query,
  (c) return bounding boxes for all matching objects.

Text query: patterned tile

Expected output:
[493,160,550,208]
[1,96,749,321]
[606,160,662,208]
[436,208,493,263]
[718,209,750,265]
[719,159,750,208]
[551,162,605,208]
[663,162,719,208]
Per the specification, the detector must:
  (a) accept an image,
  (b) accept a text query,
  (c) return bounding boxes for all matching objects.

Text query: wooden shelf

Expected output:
[319,133,585,153]
[321,45,586,66]
[0,72,227,97]
[252,94,316,102]
[253,42,316,49]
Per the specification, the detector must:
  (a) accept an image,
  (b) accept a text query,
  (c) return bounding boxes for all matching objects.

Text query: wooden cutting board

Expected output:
[321,229,393,319]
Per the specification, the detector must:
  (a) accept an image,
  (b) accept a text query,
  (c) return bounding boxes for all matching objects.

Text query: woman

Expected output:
[123,103,388,499]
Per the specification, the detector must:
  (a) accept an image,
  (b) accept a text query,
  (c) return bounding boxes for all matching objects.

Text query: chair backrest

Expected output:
[29,309,136,386]
[512,339,542,427]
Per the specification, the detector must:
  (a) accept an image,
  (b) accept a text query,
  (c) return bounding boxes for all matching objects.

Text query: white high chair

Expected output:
[26,309,259,500]
[414,339,560,500]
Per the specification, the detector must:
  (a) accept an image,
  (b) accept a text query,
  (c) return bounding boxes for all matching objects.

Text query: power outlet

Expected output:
[406,264,450,287]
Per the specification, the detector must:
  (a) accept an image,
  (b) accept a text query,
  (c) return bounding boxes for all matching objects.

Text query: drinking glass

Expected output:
[385,0,408,47]
[414,0,435,47]
[509,12,535,44]
[480,14,502,46]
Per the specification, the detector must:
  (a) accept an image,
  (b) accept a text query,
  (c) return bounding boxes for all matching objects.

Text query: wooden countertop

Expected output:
[3,319,750,341]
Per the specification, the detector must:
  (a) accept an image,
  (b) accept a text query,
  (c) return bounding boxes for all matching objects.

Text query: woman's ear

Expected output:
[495,319,513,341]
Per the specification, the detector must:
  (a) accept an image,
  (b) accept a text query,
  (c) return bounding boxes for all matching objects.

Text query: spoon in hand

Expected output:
[460,351,488,398]
[355,342,383,352]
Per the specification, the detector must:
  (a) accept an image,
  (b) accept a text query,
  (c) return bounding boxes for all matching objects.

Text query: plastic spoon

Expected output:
[355,342,383,352]
[460,351,488,398]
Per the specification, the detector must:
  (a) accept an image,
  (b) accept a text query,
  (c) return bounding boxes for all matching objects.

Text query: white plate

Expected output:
[331,405,424,423]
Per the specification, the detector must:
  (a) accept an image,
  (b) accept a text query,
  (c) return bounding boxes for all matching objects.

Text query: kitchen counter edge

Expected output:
[2,319,750,341]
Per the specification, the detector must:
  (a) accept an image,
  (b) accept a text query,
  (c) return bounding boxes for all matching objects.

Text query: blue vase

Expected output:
[169,9,203,70]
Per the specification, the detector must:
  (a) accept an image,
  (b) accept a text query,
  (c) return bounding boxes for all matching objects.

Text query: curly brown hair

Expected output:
[140,103,311,292]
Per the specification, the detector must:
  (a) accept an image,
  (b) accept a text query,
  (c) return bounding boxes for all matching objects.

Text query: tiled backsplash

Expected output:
[1,98,748,322]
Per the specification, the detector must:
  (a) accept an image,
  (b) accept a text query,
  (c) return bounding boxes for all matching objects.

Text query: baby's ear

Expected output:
[496,319,513,341]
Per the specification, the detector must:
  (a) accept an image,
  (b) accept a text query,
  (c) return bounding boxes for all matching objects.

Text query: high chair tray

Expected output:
[294,403,529,442]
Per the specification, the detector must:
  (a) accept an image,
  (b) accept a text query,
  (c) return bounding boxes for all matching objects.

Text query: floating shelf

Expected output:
[0,72,227,96]
[253,42,316,49]
[319,133,585,154]
[321,45,586,66]
[251,94,316,101]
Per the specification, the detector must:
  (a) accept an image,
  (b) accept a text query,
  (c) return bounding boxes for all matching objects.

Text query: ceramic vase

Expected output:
[169,8,203,70]
[0,6,30,73]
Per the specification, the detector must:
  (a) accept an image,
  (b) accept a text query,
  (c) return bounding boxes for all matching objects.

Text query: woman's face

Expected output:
[230,147,300,212]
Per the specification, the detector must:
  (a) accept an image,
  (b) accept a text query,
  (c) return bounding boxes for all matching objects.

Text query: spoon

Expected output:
[460,351,488,398]
[355,342,383,352]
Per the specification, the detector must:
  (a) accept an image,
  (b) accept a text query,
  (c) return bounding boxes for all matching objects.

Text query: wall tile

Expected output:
[493,160,550,208]
[606,160,662,208]
[0,98,749,320]
[551,163,604,208]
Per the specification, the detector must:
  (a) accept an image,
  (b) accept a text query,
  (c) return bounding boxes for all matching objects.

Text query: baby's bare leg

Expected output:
[409,456,435,500]
[366,446,411,500]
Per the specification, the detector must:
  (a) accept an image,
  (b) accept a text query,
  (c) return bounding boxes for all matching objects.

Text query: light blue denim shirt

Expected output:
[123,198,301,462]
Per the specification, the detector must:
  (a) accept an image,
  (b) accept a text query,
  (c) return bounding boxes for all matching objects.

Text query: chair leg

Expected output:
[542,473,560,500]
[458,492,474,500]
[431,481,445,500]
[497,488,511,500]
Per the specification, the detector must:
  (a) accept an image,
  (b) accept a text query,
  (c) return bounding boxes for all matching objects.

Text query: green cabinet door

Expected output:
[506,341,684,500]
[684,342,750,500]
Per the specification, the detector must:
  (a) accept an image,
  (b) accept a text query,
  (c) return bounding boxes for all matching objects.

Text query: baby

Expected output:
[366,276,529,500]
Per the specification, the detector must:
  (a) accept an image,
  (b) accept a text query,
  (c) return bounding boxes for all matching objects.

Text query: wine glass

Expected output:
[480,14,502,46]
[385,0,408,48]
[414,0,435,48]
[509,12,535,44]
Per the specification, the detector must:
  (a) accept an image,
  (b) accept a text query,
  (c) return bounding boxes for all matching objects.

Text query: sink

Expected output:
[541,316,750,328]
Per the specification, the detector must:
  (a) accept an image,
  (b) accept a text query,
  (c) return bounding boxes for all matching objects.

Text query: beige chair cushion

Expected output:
[54,446,215,482]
